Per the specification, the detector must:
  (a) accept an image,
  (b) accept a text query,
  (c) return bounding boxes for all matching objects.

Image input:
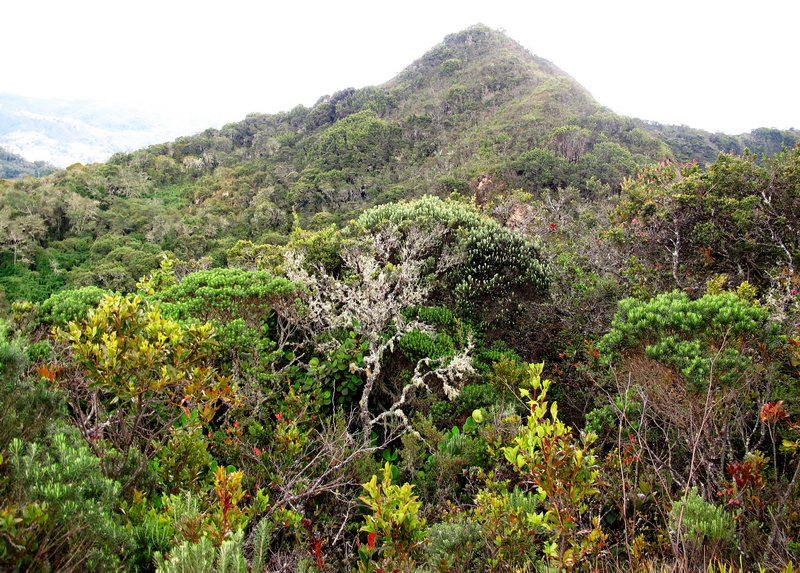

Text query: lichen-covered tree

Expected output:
[279,196,550,431]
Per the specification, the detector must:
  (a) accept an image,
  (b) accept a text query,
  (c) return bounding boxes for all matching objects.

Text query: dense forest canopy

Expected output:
[2,24,800,572]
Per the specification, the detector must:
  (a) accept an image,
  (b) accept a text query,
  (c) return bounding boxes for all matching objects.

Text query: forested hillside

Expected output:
[0,146,57,179]
[1,25,800,572]
[641,121,800,165]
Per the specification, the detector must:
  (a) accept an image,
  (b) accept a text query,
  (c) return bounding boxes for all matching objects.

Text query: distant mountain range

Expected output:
[0,93,219,167]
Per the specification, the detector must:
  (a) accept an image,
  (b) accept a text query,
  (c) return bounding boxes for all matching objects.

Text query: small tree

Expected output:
[358,462,427,573]
[502,363,605,569]
[55,293,235,489]
[282,221,474,430]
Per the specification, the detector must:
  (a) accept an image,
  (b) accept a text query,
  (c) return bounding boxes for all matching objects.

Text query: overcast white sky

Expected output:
[4,0,798,135]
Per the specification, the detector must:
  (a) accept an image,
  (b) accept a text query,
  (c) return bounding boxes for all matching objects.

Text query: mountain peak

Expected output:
[380,24,599,125]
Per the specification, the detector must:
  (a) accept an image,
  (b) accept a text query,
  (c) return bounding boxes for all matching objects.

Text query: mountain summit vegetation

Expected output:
[1,24,800,572]
[104,25,670,228]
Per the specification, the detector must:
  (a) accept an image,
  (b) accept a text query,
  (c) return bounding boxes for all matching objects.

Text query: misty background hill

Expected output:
[0,93,217,168]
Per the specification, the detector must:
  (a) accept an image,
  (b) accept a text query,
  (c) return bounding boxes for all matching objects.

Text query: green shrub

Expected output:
[599,290,779,391]
[669,487,737,564]
[154,530,247,573]
[399,330,456,360]
[0,336,27,383]
[127,513,174,573]
[474,344,522,377]
[455,383,499,414]
[440,58,462,76]
[25,340,51,364]
[407,305,455,327]
[5,425,129,572]
[355,196,550,322]
[429,399,455,422]
[0,375,64,452]
[39,285,109,326]
[427,517,483,570]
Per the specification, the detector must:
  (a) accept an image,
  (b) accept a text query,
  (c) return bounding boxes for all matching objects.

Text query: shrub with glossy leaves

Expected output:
[359,462,427,572]
[56,293,235,488]
[502,362,604,568]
